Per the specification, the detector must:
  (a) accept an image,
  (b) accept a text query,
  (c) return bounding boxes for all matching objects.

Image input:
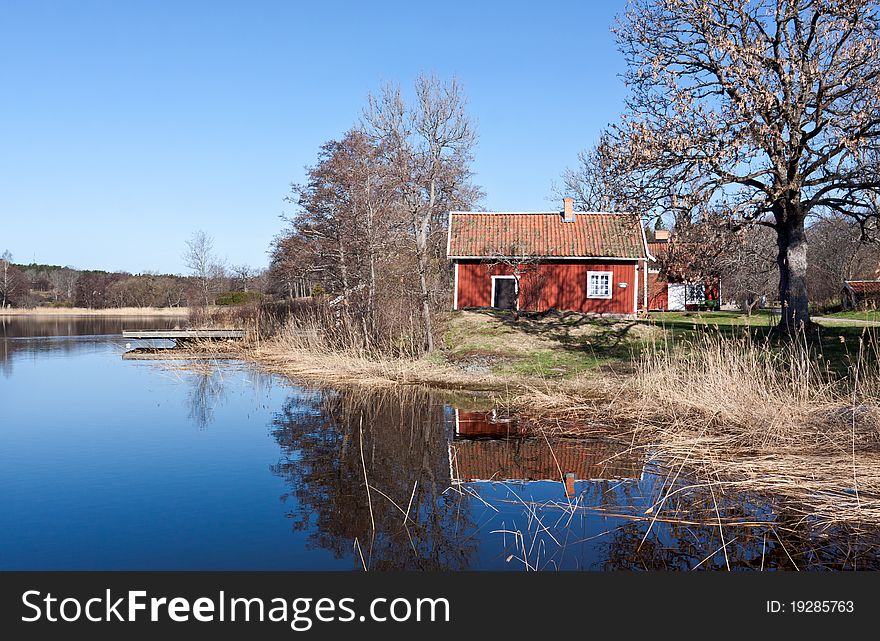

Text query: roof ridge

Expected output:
[450,210,637,216]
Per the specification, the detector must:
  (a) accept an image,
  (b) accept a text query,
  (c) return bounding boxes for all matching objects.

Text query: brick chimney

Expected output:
[564,472,576,498]
[654,229,671,241]
[562,197,575,222]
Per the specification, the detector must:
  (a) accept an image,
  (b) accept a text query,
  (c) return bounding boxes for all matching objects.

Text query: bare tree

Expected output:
[286,131,397,342]
[560,138,646,212]
[48,267,79,303]
[231,264,256,293]
[364,74,481,352]
[0,251,25,308]
[722,225,779,314]
[183,231,222,307]
[807,215,880,304]
[604,0,880,332]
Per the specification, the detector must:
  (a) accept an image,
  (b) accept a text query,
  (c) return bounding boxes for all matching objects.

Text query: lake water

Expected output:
[1,316,876,570]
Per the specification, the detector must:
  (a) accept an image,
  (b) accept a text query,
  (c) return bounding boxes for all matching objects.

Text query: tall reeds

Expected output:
[631,328,880,527]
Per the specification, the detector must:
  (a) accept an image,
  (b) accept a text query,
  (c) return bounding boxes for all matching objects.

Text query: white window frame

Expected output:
[490,275,519,310]
[587,270,613,299]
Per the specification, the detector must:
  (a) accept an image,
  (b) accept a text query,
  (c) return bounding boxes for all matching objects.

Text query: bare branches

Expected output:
[269,76,480,354]
[362,74,480,352]
[0,250,27,309]
[183,230,224,307]
[599,0,880,330]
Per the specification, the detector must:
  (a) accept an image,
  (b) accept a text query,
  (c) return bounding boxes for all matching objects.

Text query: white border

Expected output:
[633,262,639,314]
[640,224,656,262]
[490,275,519,310]
[446,212,453,257]
[587,270,613,299]
[453,262,459,310]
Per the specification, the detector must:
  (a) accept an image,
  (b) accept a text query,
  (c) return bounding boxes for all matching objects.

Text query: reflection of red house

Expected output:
[449,438,643,485]
[450,409,644,498]
[454,409,530,438]
[448,199,652,316]
[645,230,720,311]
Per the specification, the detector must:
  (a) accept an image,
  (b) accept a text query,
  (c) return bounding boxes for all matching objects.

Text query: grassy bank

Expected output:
[239,310,654,392]
[0,306,189,316]
[236,308,878,392]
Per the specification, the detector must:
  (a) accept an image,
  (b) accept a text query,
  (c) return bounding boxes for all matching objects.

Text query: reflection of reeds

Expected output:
[462,446,880,571]
[474,330,880,548]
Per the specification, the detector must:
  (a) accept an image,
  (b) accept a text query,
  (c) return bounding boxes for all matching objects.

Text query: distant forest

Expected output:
[0,259,266,309]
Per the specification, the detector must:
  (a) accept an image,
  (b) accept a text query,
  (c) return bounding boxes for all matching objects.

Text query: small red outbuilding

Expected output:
[447,199,652,316]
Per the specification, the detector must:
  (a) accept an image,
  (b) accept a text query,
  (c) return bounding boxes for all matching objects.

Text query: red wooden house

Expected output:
[645,230,721,311]
[843,280,880,310]
[447,198,652,316]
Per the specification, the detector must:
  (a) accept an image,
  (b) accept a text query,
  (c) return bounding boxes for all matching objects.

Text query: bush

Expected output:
[215,291,263,306]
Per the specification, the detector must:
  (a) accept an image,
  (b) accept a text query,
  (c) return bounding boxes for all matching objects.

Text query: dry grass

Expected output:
[233,313,614,393]
[613,332,880,527]
[244,325,508,390]
[0,306,189,316]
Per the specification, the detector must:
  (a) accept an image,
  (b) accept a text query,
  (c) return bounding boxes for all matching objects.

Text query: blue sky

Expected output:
[0,1,627,274]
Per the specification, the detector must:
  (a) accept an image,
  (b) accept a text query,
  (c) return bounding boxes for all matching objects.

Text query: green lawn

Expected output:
[646,310,778,328]
[441,310,649,378]
[440,309,879,380]
[644,309,879,375]
[819,310,880,322]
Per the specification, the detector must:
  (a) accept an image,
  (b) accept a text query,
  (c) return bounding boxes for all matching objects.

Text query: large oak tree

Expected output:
[606,0,880,331]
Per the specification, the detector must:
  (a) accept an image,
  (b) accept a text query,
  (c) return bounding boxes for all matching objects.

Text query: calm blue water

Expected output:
[1,317,872,570]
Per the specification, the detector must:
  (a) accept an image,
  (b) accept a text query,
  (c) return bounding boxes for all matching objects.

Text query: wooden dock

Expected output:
[122,329,245,340]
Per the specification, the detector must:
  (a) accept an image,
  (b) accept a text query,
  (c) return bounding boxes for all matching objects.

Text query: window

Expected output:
[587,271,613,299]
[686,282,706,304]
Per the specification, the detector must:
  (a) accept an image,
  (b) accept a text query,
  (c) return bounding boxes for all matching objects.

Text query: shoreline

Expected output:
[227,330,880,530]
[0,307,189,317]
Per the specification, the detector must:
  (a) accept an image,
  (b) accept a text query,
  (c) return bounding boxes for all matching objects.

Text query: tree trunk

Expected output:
[417,237,434,353]
[775,205,811,333]
[419,181,436,353]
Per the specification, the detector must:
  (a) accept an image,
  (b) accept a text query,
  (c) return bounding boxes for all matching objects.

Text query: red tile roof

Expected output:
[845,280,880,295]
[647,241,669,256]
[449,438,644,483]
[448,212,648,259]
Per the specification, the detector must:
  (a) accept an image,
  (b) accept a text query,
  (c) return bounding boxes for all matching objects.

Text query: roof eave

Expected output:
[448,255,645,261]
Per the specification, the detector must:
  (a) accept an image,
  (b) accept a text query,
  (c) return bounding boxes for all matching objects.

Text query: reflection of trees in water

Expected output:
[0,316,186,377]
[183,364,275,430]
[593,485,880,570]
[0,335,114,378]
[0,315,185,339]
[0,339,10,378]
[185,365,227,430]
[270,386,477,570]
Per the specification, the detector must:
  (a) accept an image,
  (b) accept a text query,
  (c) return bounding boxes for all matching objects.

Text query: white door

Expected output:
[667,283,687,311]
